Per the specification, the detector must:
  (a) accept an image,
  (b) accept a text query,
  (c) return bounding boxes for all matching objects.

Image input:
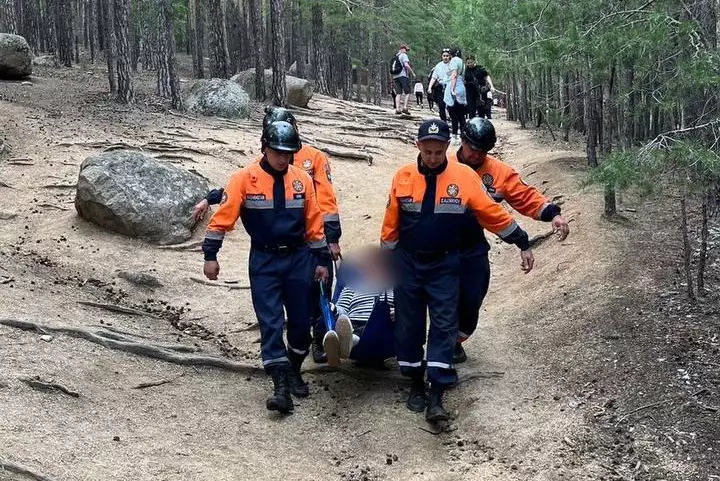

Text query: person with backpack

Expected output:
[390,44,415,115]
[427,48,452,122]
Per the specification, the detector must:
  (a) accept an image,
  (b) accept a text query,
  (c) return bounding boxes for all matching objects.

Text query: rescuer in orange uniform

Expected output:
[381,119,535,423]
[193,107,342,363]
[448,117,570,363]
[202,121,330,415]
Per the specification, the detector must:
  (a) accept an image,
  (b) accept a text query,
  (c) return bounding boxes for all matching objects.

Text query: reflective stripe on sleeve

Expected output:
[498,219,520,239]
[205,230,225,240]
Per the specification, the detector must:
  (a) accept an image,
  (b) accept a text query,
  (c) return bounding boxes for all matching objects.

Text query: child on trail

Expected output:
[322,246,395,366]
[414,81,424,107]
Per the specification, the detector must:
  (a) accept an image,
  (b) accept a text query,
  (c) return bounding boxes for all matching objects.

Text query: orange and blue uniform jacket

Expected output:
[202,158,329,261]
[381,157,530,253]
[448,149,561,251]
[206,146,342,244]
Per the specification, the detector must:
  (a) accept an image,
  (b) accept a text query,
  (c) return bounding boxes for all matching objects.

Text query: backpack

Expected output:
[390,54,403,75]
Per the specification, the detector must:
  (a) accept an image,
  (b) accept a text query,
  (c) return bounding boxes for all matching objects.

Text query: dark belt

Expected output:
[403,249,456,263]
[252,243,302,255]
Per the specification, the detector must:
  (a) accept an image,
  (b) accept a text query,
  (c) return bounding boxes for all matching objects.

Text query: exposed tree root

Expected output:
[0,318,258,374]
[0,458,56,481]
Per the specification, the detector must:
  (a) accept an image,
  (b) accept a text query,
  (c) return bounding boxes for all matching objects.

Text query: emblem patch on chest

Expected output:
[292,179,304,192]
[447,183,459,198]
[302,158,313,172]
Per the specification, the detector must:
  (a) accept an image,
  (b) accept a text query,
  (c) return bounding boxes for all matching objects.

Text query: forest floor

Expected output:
[1,60,719,481]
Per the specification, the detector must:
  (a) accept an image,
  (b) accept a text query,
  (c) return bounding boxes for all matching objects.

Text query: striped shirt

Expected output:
[335,284,394,333]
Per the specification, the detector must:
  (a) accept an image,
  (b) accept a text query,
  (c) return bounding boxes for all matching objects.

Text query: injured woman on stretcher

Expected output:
[322,246,395,367]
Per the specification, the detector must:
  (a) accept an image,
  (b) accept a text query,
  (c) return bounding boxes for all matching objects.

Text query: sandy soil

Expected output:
[1,61,717,481]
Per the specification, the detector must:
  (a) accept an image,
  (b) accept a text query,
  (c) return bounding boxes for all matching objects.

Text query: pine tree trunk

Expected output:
[207,0,230,78]
[291,0,304,78]
[194,0,205,78]
[697,189,709,296]
[226,0,243,74]
[54,0,73,67]
[156,0,172,98]
[88,0,97,63]
[102,0,117,93]
[158,0,182,109]
[270,0,287,106]
[114,0,134,103]
[248,0,265,100]
[680,188,696,301]
[310,2,328,94]
[601,66,617,216]
[0,0,17,34]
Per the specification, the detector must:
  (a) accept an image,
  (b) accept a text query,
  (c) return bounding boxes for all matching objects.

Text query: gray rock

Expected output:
[183,78,250,118]
[74,151,211,244]
[33,55,58,67]
[117,270,163,288]
[231,68,313,107]
[0,33,33,79]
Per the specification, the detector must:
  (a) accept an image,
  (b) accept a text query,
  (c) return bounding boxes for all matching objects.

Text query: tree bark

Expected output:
[697,189,709,296]
[270,0,287,106]
[157,0,182,110]
[310,2,328,94]
[248,0,265,100]
[194,0,205,78]
[54,0,73,67]
[291,0,304,78]
[113,0,134,103]
[102,0,117,93]
[680,188,696,301]
[207,0,230,78]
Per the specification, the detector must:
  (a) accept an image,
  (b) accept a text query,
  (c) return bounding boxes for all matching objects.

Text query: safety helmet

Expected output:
[461,118,496,152]
[261,121,302,153]
[262,106,297,130]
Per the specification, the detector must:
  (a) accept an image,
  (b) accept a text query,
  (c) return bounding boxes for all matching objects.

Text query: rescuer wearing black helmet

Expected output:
[194,106,344,365]
[202,120,330,415]
[448,118,570,363]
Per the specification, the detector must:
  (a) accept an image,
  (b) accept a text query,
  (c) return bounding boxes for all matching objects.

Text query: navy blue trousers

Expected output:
[458,246,491,341]
[249,247,314,371]
[393,249,460,387]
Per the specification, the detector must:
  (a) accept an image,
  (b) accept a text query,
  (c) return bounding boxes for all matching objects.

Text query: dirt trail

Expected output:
[0,66,666,481]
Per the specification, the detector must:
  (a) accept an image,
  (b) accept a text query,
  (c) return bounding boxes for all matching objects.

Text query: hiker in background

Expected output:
[414,80,425,107]
[427,70,435,111]
[390,43,415,115]
[427,48,452,122]
[464,56,488,119]
[444,47,467,145]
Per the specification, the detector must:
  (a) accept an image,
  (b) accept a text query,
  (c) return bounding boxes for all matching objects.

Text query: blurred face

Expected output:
[467,59,476,68]
[441,52,451,63]
[417,139,449,169]
[357,248,390,284]
[265,148,293,171]
[460,140,488,166]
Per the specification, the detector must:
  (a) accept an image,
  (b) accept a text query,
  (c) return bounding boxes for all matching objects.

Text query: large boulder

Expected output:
[183,78,250,118]
[75,151,211,244]
[0,33,32,79]
[231,68,313,107]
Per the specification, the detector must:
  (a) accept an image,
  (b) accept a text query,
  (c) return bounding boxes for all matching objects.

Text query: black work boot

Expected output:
[453,343,467,364]
[406,376,427,413]
[287,350,310,398]
[426,384,449,423]
[266,367,293,414]
[312,328,327,364]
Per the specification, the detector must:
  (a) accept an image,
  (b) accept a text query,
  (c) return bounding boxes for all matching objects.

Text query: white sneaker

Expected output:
[335,315,354,359]
[322,330,341,367]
